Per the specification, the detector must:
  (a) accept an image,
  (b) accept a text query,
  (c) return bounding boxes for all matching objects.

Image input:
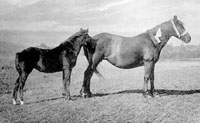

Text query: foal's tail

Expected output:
[15,53,21,73]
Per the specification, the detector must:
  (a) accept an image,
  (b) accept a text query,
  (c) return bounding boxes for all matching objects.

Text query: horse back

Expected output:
[15,47,41,73]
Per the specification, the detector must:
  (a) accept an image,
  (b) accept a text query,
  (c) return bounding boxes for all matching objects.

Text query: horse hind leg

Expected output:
[81,52,103,98]
[12,77,20,105]
[13,63,32,105]
[80,64,94,98]
[18,72,29,105]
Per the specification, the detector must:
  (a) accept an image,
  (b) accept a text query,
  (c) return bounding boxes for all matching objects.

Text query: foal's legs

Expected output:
[143,61,155,97]
[13,77,20,105]
[62,68,72,100]
[13,71,30,105]
[80,53,103,97]
[13,61,32,105]
[18,72,29,105]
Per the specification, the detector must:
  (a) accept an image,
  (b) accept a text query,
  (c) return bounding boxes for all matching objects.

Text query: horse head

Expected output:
[79,28,91,46]
[171,15,191,43]
[79,28,98,49]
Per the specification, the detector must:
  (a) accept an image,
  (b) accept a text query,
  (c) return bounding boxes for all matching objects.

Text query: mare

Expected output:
[12,29,92,105]
[81,16,191,97]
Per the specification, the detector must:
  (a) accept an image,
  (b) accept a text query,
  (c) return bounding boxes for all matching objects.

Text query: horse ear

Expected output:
[93,37,98,42]
[87,28,89,32]
[173,15,178,22]
[80,28,83,31]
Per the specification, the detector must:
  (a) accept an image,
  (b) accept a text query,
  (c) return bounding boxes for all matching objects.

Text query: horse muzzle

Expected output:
[181,32,191,43]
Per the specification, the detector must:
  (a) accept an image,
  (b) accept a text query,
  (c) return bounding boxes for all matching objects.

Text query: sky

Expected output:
[0,0,200,45]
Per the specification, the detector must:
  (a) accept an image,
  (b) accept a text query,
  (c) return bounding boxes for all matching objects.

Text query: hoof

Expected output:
[143,91,154,98]
[13,99,17,105]
[62,93,71,100]
[62,92,66,96]
[82,94,93,98]
[64,96,71,100]
[143,91,160,98]
[152,92,160,97]
[80,91,93,98]
[19,100,24,105]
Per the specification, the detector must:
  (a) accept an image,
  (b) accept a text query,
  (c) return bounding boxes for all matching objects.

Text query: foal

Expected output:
[13,29,92,105]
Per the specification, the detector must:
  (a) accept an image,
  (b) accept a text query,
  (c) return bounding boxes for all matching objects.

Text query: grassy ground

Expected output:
[0,55,200,123]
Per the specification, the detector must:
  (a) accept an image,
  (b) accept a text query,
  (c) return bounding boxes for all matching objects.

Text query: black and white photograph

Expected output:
[0,0,200,122]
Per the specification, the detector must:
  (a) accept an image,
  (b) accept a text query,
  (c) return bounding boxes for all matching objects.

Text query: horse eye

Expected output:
[181,25,185,30]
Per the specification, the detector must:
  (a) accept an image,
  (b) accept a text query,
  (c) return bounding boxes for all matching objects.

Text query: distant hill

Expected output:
[0,41,24,58]
[38,43,51,49]
[160,44,200,60]
[0,30,70,47]
[0,30,200,61]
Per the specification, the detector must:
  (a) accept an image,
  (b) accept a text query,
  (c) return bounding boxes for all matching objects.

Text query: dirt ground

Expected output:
[0,56,200,123]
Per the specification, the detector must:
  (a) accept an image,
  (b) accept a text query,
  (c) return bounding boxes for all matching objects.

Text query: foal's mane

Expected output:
[54,30,87,52]
[61,30,85,46]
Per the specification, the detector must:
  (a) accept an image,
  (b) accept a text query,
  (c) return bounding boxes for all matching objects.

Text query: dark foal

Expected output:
[13,29,92,105]
[81,16,191,98]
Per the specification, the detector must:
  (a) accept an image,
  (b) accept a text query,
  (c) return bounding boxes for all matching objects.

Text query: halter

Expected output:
[153,19,188,45]
[170,19,188,38]
[171,20,196,51]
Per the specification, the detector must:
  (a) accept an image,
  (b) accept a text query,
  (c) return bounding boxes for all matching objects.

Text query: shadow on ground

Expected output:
[25,89,200,105]
[94,89,200,97]
[26,95,82,105]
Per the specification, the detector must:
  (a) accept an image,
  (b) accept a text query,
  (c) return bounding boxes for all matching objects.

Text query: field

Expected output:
[1,49,200,122]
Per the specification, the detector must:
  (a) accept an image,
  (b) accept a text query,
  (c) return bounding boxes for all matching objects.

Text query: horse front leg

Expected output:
[143,61,154,97]
[150,65,160,97]
[150,64,157,97]
[62,68,72,100]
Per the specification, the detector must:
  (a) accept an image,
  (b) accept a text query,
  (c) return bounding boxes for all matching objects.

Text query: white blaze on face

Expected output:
[154,28,162,43]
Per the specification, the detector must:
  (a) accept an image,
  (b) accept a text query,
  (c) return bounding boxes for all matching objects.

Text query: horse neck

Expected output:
[148,20,178,51]
[58,36,83,56]
[69,37,83,56]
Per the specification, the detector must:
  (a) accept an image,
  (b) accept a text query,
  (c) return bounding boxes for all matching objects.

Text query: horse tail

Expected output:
[94,68,104,79]
[15,52,22,74]
[83,47,104,78]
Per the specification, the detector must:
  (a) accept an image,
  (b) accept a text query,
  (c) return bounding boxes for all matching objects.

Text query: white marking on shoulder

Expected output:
[154,28,162,43]
[105,36,122,59]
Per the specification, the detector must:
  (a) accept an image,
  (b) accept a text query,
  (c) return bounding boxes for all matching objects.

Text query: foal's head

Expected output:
[77,28,92,46]
[79,28,98,49]
[171,15,191,43]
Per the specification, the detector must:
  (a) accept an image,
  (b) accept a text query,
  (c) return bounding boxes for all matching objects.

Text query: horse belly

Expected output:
[36,56,62,73]
[105,39,144,69]
[107,55,143,69]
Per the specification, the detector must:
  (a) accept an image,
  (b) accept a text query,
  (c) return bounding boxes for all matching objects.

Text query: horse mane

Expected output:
[60,31,84,46]
[85,37,98,52]
[146,23,164,36]
[54,30,87,52]
[147,18,183,36]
